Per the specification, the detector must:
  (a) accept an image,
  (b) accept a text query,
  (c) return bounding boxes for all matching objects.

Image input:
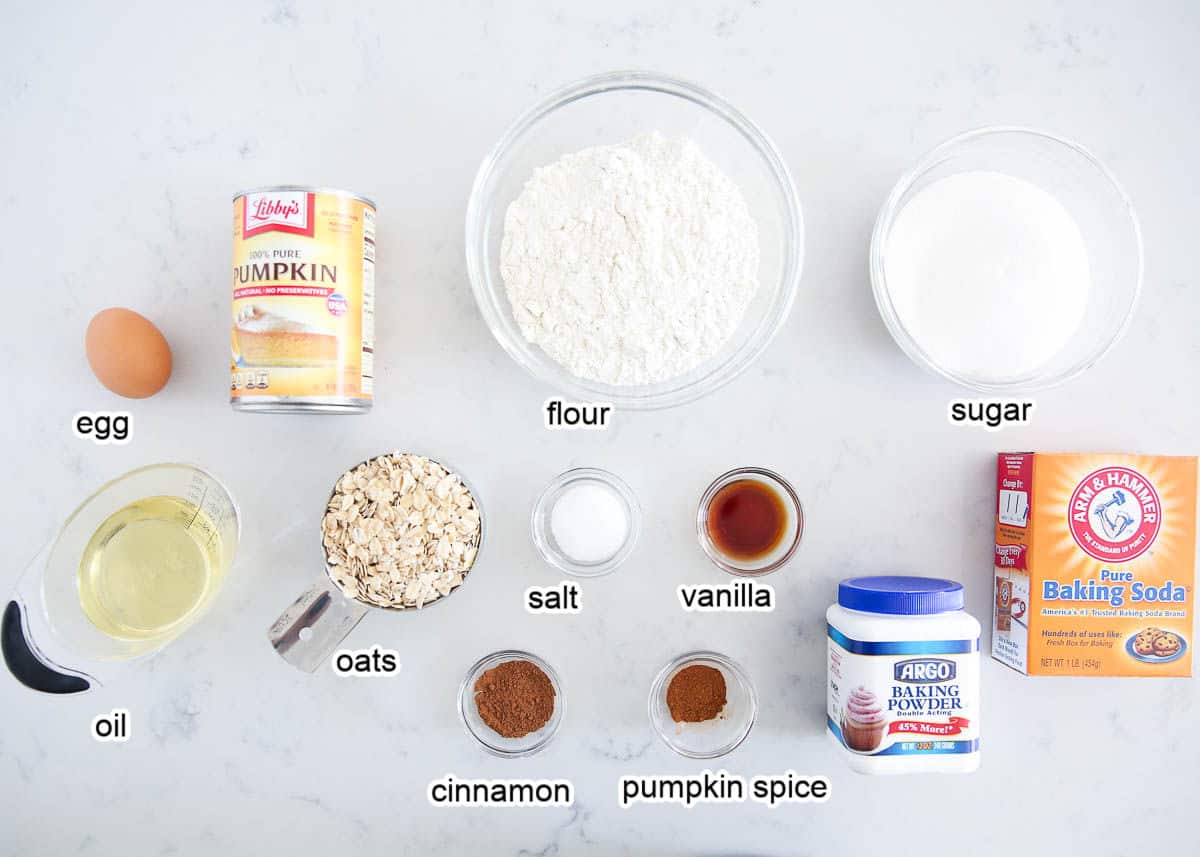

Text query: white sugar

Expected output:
[884,171,1091,383]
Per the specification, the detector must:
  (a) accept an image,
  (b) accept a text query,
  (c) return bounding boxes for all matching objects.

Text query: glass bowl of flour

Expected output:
[870,127,1143,392]
[466,70,804,410]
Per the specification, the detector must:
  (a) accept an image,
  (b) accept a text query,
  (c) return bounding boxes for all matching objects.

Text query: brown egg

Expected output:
[85,308,173,399]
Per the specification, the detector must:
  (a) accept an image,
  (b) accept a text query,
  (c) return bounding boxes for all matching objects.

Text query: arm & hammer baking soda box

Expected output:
[993,453,1197,676]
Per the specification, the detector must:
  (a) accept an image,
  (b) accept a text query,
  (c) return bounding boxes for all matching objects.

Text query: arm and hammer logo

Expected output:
[894,658,956,683]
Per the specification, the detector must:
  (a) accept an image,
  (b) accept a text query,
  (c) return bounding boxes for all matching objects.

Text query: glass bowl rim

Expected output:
[696,466,804,577]
[647,649,757,759]
[465,68,805,410]
[531,467,642,578]
[52,462,242,558]
[457,648,563,758]
[868,124,1144,393]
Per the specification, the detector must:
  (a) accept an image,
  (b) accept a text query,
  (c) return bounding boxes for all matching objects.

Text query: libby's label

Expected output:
[242,190,314,237]
[231,189,375,403]
[826,625,980,758]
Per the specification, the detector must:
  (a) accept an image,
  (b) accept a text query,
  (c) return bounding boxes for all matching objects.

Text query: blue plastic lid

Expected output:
[837,576,964,615]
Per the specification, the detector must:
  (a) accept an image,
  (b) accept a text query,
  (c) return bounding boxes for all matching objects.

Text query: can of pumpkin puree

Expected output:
[230,186,375,413]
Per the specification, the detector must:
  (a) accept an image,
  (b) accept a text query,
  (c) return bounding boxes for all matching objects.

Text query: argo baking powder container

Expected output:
[826,576,981,774]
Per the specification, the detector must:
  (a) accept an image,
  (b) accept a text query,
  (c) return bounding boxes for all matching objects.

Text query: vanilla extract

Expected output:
[706,479,786,560]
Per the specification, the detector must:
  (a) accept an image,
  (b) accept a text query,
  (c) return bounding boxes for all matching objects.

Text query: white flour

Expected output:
[500,132,760,386]
[884,171,1091,382]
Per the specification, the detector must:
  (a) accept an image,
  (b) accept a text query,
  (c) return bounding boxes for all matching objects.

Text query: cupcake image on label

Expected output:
[841,686,887,751]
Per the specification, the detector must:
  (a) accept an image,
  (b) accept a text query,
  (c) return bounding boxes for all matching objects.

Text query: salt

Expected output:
[883,171,1091,382]
[550,481,629,563]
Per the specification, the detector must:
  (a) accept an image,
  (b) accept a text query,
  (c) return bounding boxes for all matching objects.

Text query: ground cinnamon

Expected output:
[474,659,555,738]
[666,664,727,722]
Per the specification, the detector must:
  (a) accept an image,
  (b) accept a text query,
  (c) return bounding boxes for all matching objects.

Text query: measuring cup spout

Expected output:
[2,601,92,694]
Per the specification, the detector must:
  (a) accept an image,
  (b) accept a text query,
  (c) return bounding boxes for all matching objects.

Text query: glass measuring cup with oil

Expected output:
[2,464,239,694]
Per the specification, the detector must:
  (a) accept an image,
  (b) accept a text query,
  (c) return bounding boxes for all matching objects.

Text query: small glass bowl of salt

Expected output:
[532,468,641,577]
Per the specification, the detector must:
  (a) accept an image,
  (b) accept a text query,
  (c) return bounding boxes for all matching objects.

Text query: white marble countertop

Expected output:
[3,1,1197,854]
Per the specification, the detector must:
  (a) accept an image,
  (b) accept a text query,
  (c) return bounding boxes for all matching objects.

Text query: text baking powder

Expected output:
[883,171,1090,383]
[500,132,760,386]
[827,576,981,775]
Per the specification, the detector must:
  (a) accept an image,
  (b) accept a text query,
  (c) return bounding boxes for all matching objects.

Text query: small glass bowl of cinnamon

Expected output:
[458,650,563,757]
[697,466,803,576]
[648,651,757,758]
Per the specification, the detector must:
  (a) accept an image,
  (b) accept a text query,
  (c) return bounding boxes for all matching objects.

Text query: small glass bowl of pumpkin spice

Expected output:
[648,651,757,758]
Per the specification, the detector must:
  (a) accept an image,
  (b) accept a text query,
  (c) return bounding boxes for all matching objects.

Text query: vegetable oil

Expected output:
[77,495,224,640]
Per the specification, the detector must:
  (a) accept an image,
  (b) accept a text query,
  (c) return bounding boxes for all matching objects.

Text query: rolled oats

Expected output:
[323,453,482,608]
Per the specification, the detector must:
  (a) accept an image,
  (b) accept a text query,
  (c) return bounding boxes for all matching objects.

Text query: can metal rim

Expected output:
[231,396,371,413]
[232,185,377,209]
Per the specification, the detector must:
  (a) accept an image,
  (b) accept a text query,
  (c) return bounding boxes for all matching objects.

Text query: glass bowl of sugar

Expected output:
[870,126,1143,392]
[466,70,804,410]
[532,467,640,578]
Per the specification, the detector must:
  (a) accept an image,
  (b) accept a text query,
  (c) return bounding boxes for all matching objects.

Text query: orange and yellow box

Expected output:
[992,453,1196,677]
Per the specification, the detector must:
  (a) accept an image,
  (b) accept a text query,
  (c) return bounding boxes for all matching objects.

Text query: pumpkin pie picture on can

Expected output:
[233,305,338,367]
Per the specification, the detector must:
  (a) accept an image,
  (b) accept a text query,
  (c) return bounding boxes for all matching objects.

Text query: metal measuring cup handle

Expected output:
[267,577,371,673]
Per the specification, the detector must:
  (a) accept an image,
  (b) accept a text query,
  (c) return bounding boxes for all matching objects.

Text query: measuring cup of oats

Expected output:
[2,464,240,694]
[267,452,484,672]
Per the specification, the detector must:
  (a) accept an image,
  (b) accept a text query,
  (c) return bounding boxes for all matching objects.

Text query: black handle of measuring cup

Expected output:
[2,601,90,694]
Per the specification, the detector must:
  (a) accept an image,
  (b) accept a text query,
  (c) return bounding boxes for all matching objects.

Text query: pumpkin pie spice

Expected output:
[666,664,727,723]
